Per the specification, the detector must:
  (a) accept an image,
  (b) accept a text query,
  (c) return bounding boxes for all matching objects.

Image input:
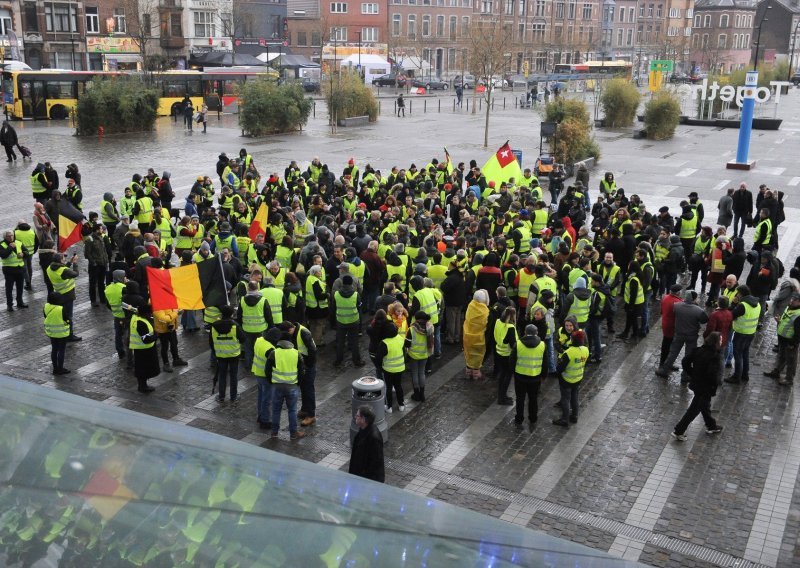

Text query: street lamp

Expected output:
[727,3,771,170]
[788,19,800,81]
[355,30,362,77]
[69,34,76,70]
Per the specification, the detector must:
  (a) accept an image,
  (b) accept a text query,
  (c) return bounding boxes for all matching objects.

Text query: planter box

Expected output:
[633,128,648,139]
[337,115,370,127]
[684,117,782,130]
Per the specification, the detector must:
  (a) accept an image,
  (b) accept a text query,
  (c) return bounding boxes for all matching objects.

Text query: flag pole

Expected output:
[217,250,230,306]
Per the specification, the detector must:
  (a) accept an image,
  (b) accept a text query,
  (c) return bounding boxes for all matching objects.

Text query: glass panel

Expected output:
[45,81,75,99]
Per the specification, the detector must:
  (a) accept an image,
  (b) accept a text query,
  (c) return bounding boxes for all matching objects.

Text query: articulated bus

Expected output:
[1,68,278,120]
[554,61,633,79]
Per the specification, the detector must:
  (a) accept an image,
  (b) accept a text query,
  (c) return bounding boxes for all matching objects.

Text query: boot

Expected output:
[465,367,473,380]
[419,388,426,402]
[474,369,482,381]
[410,388,421,401]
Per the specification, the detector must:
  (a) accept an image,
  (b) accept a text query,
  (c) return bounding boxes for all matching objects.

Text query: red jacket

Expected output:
[705,308,733,346]
[661,294,683,338]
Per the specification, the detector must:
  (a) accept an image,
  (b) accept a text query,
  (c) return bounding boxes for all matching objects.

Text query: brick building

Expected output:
[691,0,755,73]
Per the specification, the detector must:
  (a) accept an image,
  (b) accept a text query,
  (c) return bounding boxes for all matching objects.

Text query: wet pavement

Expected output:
[2,91,800,567]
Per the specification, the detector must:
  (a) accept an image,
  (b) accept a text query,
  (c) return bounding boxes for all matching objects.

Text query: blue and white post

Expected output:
[727,71,758,170]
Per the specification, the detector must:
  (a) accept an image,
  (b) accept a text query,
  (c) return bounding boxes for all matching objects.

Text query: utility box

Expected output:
[350,376,388,444]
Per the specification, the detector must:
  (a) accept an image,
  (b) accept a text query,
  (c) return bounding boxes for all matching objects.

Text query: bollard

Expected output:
[453,99,456,112]
[424,99,427,113]
[378,101,381,114]
[514,98,517,108]
[466,98,469,111]
[313,101,316,118]
[98,125,104,137]
[438,99,440,113]
[479,98,482,111]
[492,99,495,110]
[410,100,412,114]
[394,101,397,115]
[503,97,505,109]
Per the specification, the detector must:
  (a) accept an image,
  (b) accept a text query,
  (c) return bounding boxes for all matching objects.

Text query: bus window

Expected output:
[187,80,202,97]
[46,81,76,99]
[223,80,240,95]
[164,82,187,97]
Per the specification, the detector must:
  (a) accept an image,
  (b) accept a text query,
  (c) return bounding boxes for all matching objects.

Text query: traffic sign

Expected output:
[649,60,674,72]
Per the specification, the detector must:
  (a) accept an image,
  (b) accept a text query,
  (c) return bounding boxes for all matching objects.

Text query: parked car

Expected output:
[372,73,407,87]
[411,78,448,90]
[452,74,476,89]
[301,77,321,93]
[668,73,691,84]
[791,73,800,86]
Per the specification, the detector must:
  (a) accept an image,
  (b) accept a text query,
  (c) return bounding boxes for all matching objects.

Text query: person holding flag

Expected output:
[481,141,523,189]
[46,253,81,341]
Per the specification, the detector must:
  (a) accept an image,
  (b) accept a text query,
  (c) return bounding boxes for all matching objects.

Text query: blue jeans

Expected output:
[641,291,652,335]
[409,358,427,390]
[546,336,557,372]
[216,357,239,400]
[299,363,317,416]
[271,384,299,434]
[256,376,273,424]
[733,332,754,380]
[587,318,602,359]
[725,332,734,365]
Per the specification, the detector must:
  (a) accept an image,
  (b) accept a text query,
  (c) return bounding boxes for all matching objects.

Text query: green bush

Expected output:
[644,90,682,140]
[323,69,379,122]
[600,78,641,127]
[76,77,159,136]
[544,99,598,165]
[238,80,312,136]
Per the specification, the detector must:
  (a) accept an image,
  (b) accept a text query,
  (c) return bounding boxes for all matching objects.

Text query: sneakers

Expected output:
[671,431,688,442]
[398,405,406,412]
[385,406,393,414]
[290,431,307,440]
[763,370,779,379]
[300,416,317,427]
[173,359,189,367]
[163,364,174,373]
[569,415,578,424]
[706,425,724,435]
[552,418,569,427]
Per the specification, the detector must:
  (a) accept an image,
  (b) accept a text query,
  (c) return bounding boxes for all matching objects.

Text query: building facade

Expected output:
[1,1,23,63]
[752,0,800,70]
[691,0,755,73]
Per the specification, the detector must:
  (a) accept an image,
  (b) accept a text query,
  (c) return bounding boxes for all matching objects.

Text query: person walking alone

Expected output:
[671,332,724,441]
[396,93,405,117]
[0,120,18,162]
[349,405,385,483]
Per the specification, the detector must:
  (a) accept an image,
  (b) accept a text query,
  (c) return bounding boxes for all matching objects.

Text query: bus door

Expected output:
[20,80,48,119]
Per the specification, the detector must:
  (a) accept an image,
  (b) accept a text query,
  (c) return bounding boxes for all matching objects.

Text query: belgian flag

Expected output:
[57,200,86,252]
[249,202,269,241]
[147,260,228,312]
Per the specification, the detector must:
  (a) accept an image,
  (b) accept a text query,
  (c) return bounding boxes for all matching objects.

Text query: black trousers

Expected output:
[3,266,24,307]
[159,331,179,363]
[495,354,513,401]
[622,305,643,337]
[384,371,405,407]
[660,336,673,367]
[88,264,107,303]
[674,393,717,434]
[514,374,541,422]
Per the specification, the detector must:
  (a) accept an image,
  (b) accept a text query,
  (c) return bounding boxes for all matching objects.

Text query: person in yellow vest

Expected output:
[332,275,365,368]
[44,291,71,375]
[494,306,519,406]
[1,229,30,311]
[14,221,37,291]
[764,293,800,386]
[378,324,406,412]
[725,284,762,385]
[154,308,189,372]
[676,202,698,267]
[617,261,645,341]
[238,281,270,370]
[266,338,307,439]
[752,207,774,253]
[252,327,282,430]
[552,330,589,427]
[104,269,128,359]
[130,303,159,393]
[405,311,434,402]
[132,188,155,233]
[305,265,329,346]
[511,324,546,424]
[210,305,245,402]
[562,276,591,330]
[261,275,285,327]
[46,252,80,339]
[286,321,318,426]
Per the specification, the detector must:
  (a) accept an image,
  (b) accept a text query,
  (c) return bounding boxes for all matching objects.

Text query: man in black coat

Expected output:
[349,405,385,483]
[672,332,723,440]
[731,182,753,239]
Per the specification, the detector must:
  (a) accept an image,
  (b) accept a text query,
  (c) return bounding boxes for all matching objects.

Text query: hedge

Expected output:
[600,78,641,127]
[76,77,159,136]
[238,80,312,136]
[644,90,681,140]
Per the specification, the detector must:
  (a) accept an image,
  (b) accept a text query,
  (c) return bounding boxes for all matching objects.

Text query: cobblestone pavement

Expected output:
[3,96,800,567]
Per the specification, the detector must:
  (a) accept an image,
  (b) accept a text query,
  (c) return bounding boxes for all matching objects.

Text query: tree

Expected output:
[76,77,159,135]
[239,80,312,136]
[468,17,514,147]
[122,0,158,74]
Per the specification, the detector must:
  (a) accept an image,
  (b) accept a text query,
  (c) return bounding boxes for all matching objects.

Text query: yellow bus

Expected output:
[1,68,279,120]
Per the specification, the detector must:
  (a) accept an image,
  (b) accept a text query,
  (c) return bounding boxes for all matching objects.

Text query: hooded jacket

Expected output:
[673,300,709,337]
[375,323,399,368]
[208,316,245,352]
[730,295,761,323]
[682,344,721,396]
[510,332,542,376]
[663,235,685,274]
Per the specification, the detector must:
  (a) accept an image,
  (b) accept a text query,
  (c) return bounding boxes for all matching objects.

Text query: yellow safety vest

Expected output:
[212,324,241,358]
[531,209,548,234]
[1,241,24,268]
[334,290,359,324]
[275,245,294,269]
[562,345,589,383]
[407,326,429,360]
[129,315,154,350]
[386,258,409,290]
[623,276,645,305]
[732,302,760,335]
[47,265,76,295]
[414,287,439,324]
[778,307,800,339]
[100,199,118,223]
[494,321,517,357]
[43,303,70,338]
[135,196,154,224]
[305,275,328,309]
[261,287,284,324]
[272,347,299,384]
[755,218,772,245]
[515,340,545,377]
[31,174,47,195]
[428,264,447,289]
[191,224,205,249]
[382,335,406,373]
[240,296,267,333]
[14,228,35,250]
[104,282,126,318]
[251,338,275,377]
[517,270,537,302]
[678,212,697,239]
[155,217,173,246]
[567,295,591,324]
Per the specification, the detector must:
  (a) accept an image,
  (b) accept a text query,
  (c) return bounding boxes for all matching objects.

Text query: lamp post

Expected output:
[355,30,362,77]
[69,34,76,70]
[728,3,771,170]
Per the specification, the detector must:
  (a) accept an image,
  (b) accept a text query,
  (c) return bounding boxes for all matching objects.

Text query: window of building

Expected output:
[482,0,493,13]
[617,27,623,45]
[556,1,564,18]
[436,15,444,35]
[450,15,457,37]
[648,4,653,17]
[694,14,700,27]
[393,0,402,3]
[554,23,562,39]
[296,31,307,45]
[330,2,348,13]
[519,0,527,17]
[732,33,738,47]
[361,26,378,41]
[194,11,214,37]
[330,26,347,41]
[0,14,10,35]
[45,3,78,33]
[170,13,182,36]
[532,22,545,40]
[462,0,472,6]
[691,33,698,48]
[669,8,679,18]
[618,7,624,22]
[422,14,430,36]
[702,33,709,48]
[505,0,514,14]
[392,13,401,35]
[361,3,379,13]
[462,16,469,35]
[535,0,545,16]
[448,47,456,67]
[113,7,126,33]
[408,15,416,38]
[408,0,416,4]
[639,4,644,17]
[703,14,710,27]
[518,22,525,40]
[626,28,632,45]
[656,4,662,18]
[744,33,750,48]
[24,2,38,32]
[568,0,576,19]
[628,8,634,21]
[422,0,431,5]
[735,14,740,27]
[311,31,321,45]
[450,0,458,5]
[582,3,591,19]
[85,6,99,34]
[718,33,726,48]
[720,14,728,27]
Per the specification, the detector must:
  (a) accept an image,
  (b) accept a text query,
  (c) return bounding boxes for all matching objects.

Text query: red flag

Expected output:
[495,143,516,168]
[249,203,269,241]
